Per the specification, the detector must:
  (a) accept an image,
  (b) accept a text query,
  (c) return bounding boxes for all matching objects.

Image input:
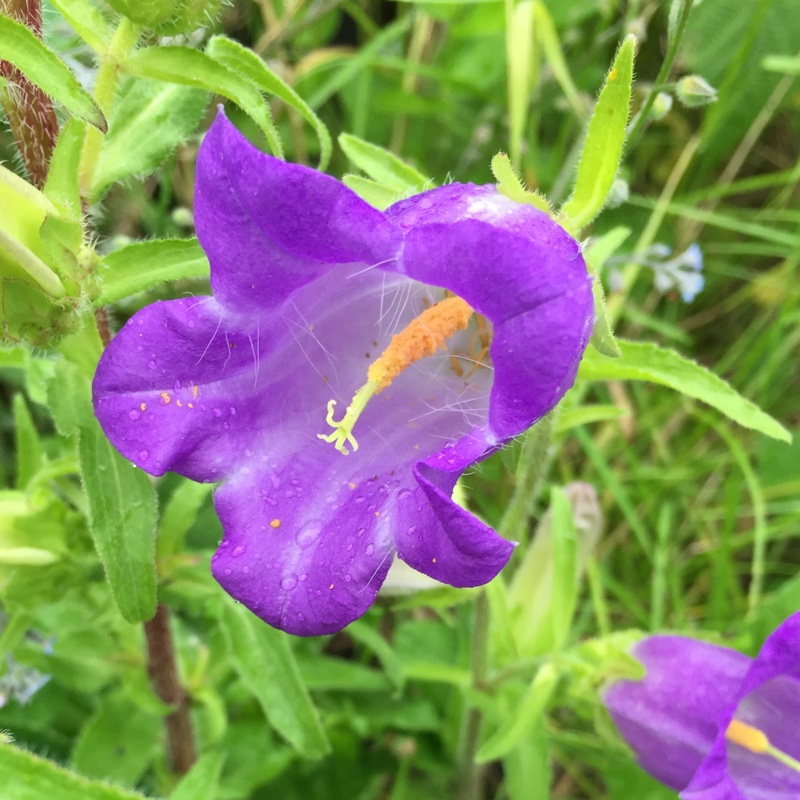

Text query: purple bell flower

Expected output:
[92,112,593,635]
[604,611,800,798]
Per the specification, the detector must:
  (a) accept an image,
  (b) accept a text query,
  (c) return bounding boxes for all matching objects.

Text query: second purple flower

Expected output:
[93,113,594,635]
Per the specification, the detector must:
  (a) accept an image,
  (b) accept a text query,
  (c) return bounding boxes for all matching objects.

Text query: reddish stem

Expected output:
[143,604,197,775]
[0,0,59,187]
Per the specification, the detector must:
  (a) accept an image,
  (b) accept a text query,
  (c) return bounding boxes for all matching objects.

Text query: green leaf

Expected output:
[71,692,161,786]
[476,663,559,762]
[560,35,635,232]
[589,277,620,357]
[490,153,550,212]
[762,54,800,74]
[206,36,332,171]
[339,133,429,192]
[48,0,113,54]
[578,340,792,442]
[125,46,282,159]
[157,479,212,559]
[44,119,86,215]
[13,394,42,489]
[532,1,585,119]
[95,238,209,306]
[92,78,208,201]
[0,13,106,131]
[78,418,158,623]
[45,360,93,436]
[0,743,151,800]
[220,600,330,759]
[169,751,225,800]
[505,0,537,168]
[341,175,399,210]
[584,226,631,270]
[549,486,578,646]
[555,404,628,432]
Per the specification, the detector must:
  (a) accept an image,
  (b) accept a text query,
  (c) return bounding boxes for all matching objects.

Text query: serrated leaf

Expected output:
[13,394,42,489]
[560,35,635,232]
[341,174,398,210]
[44,119,85,215]
[0,13,106,131]
[169,751,225,800]
[578,340,791,442]
[0,743,151,800]
[221,599,330,759]
[206,36,331,171]
[92,78,208,201]
[125,46,282,159]
[477,663,558,763]
[95,238,209,306]
[48,0,113,54]
[78,418,157,623]
[338,133,429,192]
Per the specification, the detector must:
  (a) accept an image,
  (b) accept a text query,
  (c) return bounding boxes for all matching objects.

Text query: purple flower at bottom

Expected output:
[92,112,593,635]
[604,611,800,799]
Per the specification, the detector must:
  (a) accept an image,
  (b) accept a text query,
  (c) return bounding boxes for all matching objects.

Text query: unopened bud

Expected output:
[676,75,718,107]
[651,91,673,121]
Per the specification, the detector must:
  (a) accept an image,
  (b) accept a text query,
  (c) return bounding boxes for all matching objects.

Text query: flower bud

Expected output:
[651,91,673,121]
[676,75,718,107]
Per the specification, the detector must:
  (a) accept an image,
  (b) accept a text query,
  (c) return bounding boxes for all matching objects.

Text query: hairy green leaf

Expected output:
[339,133,429,192]
[221,600,330,759]
[560,35,635,231]
[206,36,332,170]
[92,78,208,201]
[96,238,209,306]
[0,13,106,130]
[125,46,282,158]
[78,419,157,623]
[579,340,791,442]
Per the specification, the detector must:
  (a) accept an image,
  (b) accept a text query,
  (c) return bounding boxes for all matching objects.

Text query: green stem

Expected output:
[78,17,140,201]
[456,414,558,799]
[625,0,694,153]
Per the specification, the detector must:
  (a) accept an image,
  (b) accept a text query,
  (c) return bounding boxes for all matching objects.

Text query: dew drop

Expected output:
[366,544,375,556]
[280,576,297,591]
[345,575,351,583]
[230,406,236,415]
[407,525,417,536]
[224,568,232,576]
[147,360,156,370]
[138,450,149,462]
[265,497,278,507]
[357,527,366,537]
[213,408,222,417]
[297,520,322,549]
[223,422,229,429]
[232,545,246,558]
[299,573,308,582]
[211,553,219,562]
[220,539,231,549]
[291,479,300,486]
[315,589,322,596]
[298,613,305,621]
[128,409,140,421]
[398,489,412,500]
[354,496,366,505]
[243,566,250,573]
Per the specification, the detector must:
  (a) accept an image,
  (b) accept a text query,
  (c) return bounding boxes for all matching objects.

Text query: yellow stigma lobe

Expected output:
[318,296,474,455]
[726,720,769,754]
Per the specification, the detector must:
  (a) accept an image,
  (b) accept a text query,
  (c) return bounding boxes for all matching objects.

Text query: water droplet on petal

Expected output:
[138,450,149,462]
[297,521,322,549]
[281,576,297,591]
[366,544,375,556]
[128,410,140,421]
[299,573,308,582]
[220,540,231,549]
[213,408,222,417]
[265,497,278,507]
[230,406,236,415]
[354,496,366,505]
[242,566,250,573]
[398,489,412,500]
[224,568,232,576]
[147,360,156,370]
[345,575,351,582]
[232,545,246,557]
[407,525,417,536]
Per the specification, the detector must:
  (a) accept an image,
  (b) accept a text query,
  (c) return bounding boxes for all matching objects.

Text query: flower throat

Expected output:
[318,295,476,455]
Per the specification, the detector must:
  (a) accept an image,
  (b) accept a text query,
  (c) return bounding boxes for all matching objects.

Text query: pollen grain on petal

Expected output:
[270,519,281,529]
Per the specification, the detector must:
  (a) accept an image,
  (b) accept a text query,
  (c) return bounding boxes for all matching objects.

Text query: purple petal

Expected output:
[93,297,261,480]
[396,190,593,439]
[683,612,800,800]
[604,636,750,791]
[195,113,402,315]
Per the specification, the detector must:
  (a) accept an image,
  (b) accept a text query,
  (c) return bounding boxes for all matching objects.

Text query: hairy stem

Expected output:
[143,604,197,775]
[0,0,58,186]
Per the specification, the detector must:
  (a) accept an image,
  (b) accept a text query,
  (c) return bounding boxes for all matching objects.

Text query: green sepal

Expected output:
[490,152,550,213]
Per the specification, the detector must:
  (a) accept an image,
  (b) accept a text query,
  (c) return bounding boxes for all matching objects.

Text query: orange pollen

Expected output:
[367,296,474,390]
[726,719,770,754]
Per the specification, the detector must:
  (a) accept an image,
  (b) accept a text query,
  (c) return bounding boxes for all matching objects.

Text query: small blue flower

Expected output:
[646,243,705,303]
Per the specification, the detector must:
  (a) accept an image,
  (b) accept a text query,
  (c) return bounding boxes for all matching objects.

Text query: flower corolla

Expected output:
[604,611,800,798]
[93,112,593,635]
